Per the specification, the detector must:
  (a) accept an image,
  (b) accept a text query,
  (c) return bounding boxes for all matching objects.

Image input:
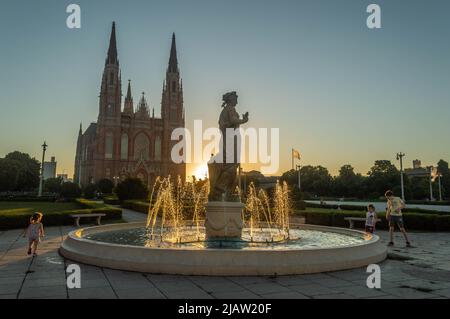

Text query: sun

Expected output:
[193,164,209,180]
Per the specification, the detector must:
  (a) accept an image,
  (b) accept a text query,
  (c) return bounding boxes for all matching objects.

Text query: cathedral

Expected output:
[74,22,186,188]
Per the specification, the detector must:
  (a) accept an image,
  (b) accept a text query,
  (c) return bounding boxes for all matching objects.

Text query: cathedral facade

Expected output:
[74,22,186,188]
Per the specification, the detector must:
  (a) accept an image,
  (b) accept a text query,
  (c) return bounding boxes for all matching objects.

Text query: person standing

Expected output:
[385,190,411,247]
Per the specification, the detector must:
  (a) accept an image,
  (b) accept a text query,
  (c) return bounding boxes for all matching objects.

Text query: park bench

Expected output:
[70,213,106,227]
[344,217,381,229]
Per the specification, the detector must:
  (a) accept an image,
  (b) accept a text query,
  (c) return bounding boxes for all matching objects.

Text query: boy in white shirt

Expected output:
[365,204,377,234]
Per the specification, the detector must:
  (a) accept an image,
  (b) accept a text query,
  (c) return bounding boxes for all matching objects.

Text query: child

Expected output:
[24,212,45,256]
[365,204,377,234]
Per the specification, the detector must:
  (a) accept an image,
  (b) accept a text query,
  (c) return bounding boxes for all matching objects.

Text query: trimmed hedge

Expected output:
[305,202,449,215]
[0,199,122,230]
[0,196,58,202]
[121,200,150,214]
[299,210,450,231]
[103,196,121,205]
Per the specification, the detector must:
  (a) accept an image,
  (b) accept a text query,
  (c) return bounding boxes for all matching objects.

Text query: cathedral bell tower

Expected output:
[98,22,122,123]
[161,33,185,180]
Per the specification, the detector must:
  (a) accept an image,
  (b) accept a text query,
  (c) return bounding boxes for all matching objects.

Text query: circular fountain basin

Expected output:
[60,222,387,276]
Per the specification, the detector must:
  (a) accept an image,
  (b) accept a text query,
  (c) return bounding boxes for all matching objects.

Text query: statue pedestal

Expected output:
[205,201,244,238]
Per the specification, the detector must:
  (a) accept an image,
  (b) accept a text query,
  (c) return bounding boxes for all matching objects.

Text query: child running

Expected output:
[24,212,45,256]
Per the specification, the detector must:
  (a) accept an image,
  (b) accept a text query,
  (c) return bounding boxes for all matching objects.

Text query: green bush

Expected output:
[293,200,306,210]
[115,178,148,201]
[97,179,114,194]
[83,184,98,199]
[103,195,120,205]
[301,210,450,231]
[121,200,149,214]
[60,182,81,198]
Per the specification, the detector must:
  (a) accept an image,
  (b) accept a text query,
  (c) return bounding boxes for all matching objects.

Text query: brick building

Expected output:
[74,22,186,187]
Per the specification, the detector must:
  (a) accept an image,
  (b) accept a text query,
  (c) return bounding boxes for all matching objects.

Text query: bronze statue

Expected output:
[208,92,249,201]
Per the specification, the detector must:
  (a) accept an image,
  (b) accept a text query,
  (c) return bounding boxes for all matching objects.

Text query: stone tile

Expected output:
[189,279,244,294]
[367,295,401,299]
[227,276,271,285]
[22,277,67,288]
[68,286,117,299]
[115,288,166,299]
[243,282,291,295]
[77,278,112,288]
[164,288,214,299]
[262,291,310,299]
[0,283,22,295]
[432,288,450,298]
[289,284,336,296]
[381,287,440,299]
[109,279,155,290]
[272,276,314,287]
[19,285,67,299]
[212,291,262,299]
[335,286,387,298]
[309,278,355,288]
[313,293,354,299]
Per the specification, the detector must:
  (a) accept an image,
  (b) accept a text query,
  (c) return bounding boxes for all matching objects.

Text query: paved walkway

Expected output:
[1,209,450,299]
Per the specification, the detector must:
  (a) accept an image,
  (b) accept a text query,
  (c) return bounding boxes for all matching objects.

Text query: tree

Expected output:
[333,164,365,198]
[97,178,114,194]
[0,152,40,191]
[365,160,399,198]
[115,178,148,201]
[83,184,98,199]
[44,177,63,194]
[437,160,450,199]
[294,166,332,196]
[60,182,81,198]
[0,158,19,191]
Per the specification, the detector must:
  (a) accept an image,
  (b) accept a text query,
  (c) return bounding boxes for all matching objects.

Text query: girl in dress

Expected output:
[25,212,45,256]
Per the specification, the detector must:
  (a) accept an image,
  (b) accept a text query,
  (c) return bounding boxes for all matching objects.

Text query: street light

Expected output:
[296,164,301,192]
[38,141,48,197]
[396,152,405,201]
[438,173,443,202]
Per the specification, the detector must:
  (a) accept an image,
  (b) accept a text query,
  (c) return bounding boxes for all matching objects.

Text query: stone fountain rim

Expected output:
[62,221,380,252]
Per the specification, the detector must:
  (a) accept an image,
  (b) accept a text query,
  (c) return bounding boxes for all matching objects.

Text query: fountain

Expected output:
[60,91,387,275]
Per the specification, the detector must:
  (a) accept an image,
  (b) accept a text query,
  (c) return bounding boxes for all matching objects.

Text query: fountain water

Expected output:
[141,176,298,246]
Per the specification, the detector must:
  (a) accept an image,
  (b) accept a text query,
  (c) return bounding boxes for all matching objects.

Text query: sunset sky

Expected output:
[1,0,449,178]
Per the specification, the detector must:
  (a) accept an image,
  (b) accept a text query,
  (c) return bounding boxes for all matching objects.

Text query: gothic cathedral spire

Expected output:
[123,79,133,114]
[99,21,122,121]
[161,33,183,122]
[168,33,179,74]
[106,22,118,65]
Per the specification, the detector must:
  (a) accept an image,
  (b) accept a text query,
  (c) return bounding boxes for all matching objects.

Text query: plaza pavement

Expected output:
[1,208,450,299]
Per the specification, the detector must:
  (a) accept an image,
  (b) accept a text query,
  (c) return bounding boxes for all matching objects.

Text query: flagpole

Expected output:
[291,148,294,170]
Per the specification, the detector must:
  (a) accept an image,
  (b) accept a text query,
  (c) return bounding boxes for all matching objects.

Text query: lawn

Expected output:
[0,199,123,230]
[0,201,82,215]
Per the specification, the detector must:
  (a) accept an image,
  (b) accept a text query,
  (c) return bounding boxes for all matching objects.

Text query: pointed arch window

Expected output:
[134,133,150,160]
[120,133,128,160]
[105,132,114,159]
[154,136,162,161]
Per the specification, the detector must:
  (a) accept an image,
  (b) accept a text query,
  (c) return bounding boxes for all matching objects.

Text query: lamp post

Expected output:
[396,152,405,202]
[438,173,443,202]
[296,164,301,192]
[113,176,120,187]
[38,141,48,197]
[428,167,435,201]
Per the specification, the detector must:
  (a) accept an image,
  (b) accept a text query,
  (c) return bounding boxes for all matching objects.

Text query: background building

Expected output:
[74,23,186,187]
[43,156,57,180]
